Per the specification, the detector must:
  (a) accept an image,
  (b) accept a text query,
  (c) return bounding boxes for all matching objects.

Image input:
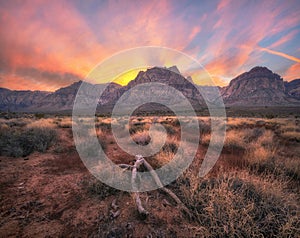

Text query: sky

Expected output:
[0,0,300,91]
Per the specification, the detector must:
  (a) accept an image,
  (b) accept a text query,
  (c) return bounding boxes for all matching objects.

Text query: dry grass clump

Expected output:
[131,130,151,145]
[0,118,33,128]
[280,131,300,142]
[152,137,179,167]
[279,158,300,181]
[173,172,300,237]
[226,118,256,130]
[56,117,73,128]
[154,150,175,167]
[198,119,211,135]
[245,130,277,173]
[0,125,57,157]
[26,118,56,129]
[223,130,249,152]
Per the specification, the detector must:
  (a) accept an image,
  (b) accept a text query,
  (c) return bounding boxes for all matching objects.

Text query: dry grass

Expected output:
[0,123,57,157]
[2,115,299,237]
[174,171,300,237]
[152,136,179,167]
[56,117,73,128]
[131,130,151,145]
[26,118,56,129]
[280,131,300,142]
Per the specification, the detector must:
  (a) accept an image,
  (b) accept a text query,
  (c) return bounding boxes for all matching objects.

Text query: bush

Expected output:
[131,130,151,145]
[0,127,57,157]
[176,175,299,237]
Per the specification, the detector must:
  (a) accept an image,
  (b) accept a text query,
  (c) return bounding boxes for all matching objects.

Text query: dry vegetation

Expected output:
[0,114,299,237]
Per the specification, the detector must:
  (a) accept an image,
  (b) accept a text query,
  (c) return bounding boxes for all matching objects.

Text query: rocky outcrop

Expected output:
[125,66,205,106]
[285,79,300,98]
[0,81,121,112]
[0,88,49,111]
[221,66,299,106]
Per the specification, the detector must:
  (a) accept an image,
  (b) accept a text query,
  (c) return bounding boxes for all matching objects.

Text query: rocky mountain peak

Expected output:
[248,66,273,74]
[222,66,292,105]
[167,65,181,74]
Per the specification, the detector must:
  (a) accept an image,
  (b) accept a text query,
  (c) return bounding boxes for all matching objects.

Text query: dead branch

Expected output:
[142,158,192,218]
[119,155,192,219]
[118,164,133,169]
[132,157,149,218]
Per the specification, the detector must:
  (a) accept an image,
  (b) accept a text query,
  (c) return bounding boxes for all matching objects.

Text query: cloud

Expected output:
[284,63,300,81]
[259,47,300,63]
[0,67,83,91]
[0,0,299,90]
[195,0,300,83]
[268,29,299,49]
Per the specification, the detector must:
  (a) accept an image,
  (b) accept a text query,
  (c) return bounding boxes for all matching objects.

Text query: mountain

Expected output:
[123,66,205,107]
[0,81,121,112]
[36,81,121,111]
[221,66,299,106]
[0,66,299,112]
[285,79,300,99]
[0,88,49,112]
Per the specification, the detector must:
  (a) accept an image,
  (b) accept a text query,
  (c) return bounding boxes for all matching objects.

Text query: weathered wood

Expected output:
[142,158,192,217]
[132,157,149,218]
[119,155,191,219]
[118,164,133,169]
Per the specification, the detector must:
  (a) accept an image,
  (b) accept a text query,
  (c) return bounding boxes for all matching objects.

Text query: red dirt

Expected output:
[0,128,201,237]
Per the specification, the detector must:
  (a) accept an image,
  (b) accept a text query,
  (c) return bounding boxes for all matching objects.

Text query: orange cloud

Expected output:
[0,1,110,81]
[284,63,300,81]
[259,47,300,63]
[0,74,58,92]
[188,26,201,41]
[0,0,300,91]
[269,29,299,48]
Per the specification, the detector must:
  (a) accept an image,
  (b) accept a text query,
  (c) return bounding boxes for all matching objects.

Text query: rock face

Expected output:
[124,66,205,106]
[221,66,298,106]
[0,88,49,111]
[0,66,299,112]
[0,81,121,112]
[285,79,300,99]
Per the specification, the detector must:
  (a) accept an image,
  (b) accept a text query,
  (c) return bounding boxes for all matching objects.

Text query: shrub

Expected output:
[35,113,45,119]
[129,124,144,135]
[280,131,300,142]
[176,175,299,237]
[0,127,57,157]
[131,130,151,145]
[162,137,178,153]
[163,124,176,135]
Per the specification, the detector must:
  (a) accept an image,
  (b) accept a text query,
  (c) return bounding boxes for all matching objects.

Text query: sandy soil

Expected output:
[0,128,199,237]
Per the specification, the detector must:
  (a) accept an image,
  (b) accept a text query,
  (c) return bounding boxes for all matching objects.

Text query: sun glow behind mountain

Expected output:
[113,68,148,86]
[0,1,300,91]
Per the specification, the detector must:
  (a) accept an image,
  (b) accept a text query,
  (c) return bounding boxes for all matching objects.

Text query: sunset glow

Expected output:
[0,0,300,91]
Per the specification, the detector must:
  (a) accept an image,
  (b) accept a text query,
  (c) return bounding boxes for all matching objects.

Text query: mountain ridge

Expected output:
[0,66,299,112]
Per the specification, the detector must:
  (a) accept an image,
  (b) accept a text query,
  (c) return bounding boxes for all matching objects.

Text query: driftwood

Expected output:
[120,155,192,218]
[142,158,192,217]
[131,157,149,218]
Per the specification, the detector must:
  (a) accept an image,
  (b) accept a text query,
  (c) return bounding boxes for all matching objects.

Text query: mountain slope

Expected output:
[0,88,50,111]
[221,67,299,106]
[124,66,205,106]
[285,79,300,98]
